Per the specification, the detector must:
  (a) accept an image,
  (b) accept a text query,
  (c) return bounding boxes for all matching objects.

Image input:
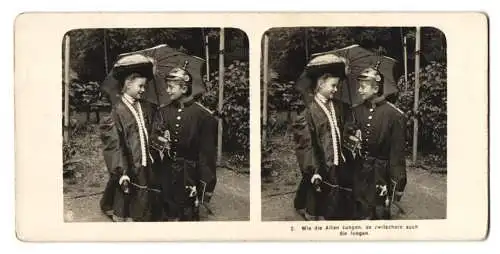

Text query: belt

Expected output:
[163,150,184,161]
[320,180,353,192]
[129,181,161,193]
[168,152,197,162]
[169,154,189,162]
[365,155,389,161]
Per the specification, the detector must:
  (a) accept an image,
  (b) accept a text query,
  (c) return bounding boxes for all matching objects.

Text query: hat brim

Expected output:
[295,62,347,94]
[357,76,372,81]
[304,62,347,81]
[112,62,155,82]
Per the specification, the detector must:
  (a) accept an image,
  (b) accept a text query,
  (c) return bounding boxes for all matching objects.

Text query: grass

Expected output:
[63,122,108,195]
[261,133,301,193]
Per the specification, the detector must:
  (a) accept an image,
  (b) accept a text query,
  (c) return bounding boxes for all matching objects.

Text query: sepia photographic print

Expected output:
[15,13,487,241]
[261,27,448,221]
[61,28,250,222]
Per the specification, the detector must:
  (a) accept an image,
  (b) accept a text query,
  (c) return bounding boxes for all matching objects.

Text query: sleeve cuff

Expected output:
[119,175,130,185]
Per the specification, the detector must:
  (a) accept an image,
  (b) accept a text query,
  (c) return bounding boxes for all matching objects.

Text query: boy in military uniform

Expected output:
[150,62,217,221]
[349,63,407,220]
[99,54,156,222]
[292,54,353,220]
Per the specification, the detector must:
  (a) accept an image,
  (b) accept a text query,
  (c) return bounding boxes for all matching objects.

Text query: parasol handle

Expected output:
[345,77,357,125]
[152,74,161,108]
[374,46,384,70]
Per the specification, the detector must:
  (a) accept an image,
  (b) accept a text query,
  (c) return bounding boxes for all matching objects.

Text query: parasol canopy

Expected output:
[101,44,206,106]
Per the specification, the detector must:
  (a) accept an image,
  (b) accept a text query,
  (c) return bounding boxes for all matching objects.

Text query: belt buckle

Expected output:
[150,139,166,153]
[170,151,177,161]
[360,150,368,159]
[376,184,388,197]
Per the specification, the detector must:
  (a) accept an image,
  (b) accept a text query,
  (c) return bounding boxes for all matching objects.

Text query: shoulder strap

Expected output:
[194,101,215,115]
[386,102,405,115]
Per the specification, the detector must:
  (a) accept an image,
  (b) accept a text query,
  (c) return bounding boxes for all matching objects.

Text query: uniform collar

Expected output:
[363,95,386,108]
[173,95,195,108]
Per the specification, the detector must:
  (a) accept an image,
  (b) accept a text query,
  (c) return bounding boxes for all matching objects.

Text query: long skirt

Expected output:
[100,166,154,222]
[294,163,354,220]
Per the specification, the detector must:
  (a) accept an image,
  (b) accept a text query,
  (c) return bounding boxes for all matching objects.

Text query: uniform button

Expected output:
[174,139,178,142]
[178,109,182,112]
[367,123,371,127]
[175,124,180,127]
[175,131,179,134]
[368,116,373,120]
[177,116,181,120]
[369,108,374,112]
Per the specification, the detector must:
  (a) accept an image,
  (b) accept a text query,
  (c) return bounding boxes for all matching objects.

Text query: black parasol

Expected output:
[101,44,206,106]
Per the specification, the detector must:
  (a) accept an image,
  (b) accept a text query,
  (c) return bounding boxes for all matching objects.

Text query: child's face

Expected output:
[317,76,340,100]
[358,79,379,101]
[124,75,147,100]
[166,80,187,101]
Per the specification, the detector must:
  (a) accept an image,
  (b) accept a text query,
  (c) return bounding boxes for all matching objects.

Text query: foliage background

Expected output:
[201,60,250,160]
[63,28,250,166]
[262,27,447,167]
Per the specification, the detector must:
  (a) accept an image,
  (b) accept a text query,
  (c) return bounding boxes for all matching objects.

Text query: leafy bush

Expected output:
[63,118,100,177]
[63,121,83,177]
[63,139,77,163]
[201,60,249,157]
[395,62,447,165]
[267,81,302,111]
[67,81,102,110]
[263,81,304,138]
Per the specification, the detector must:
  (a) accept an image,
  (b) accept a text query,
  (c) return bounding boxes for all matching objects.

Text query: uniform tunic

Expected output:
[99,97,156,222]
[151,97,217,221]
[350,98,407,219]
[292,96,354,220]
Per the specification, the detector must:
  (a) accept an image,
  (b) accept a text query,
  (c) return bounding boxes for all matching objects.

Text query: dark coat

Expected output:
[349,98,408,219]
[99,98,156,222]
[292,97,354,220]
[150,98,217,221]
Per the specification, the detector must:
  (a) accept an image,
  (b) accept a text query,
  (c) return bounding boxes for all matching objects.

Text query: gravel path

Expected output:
[64,168,250,222]
[261,166,446,221]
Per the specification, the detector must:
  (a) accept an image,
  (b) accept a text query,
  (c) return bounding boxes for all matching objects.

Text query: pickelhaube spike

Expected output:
[182,60,189,70]
[358,60,383,83]
[165,60,192,82]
